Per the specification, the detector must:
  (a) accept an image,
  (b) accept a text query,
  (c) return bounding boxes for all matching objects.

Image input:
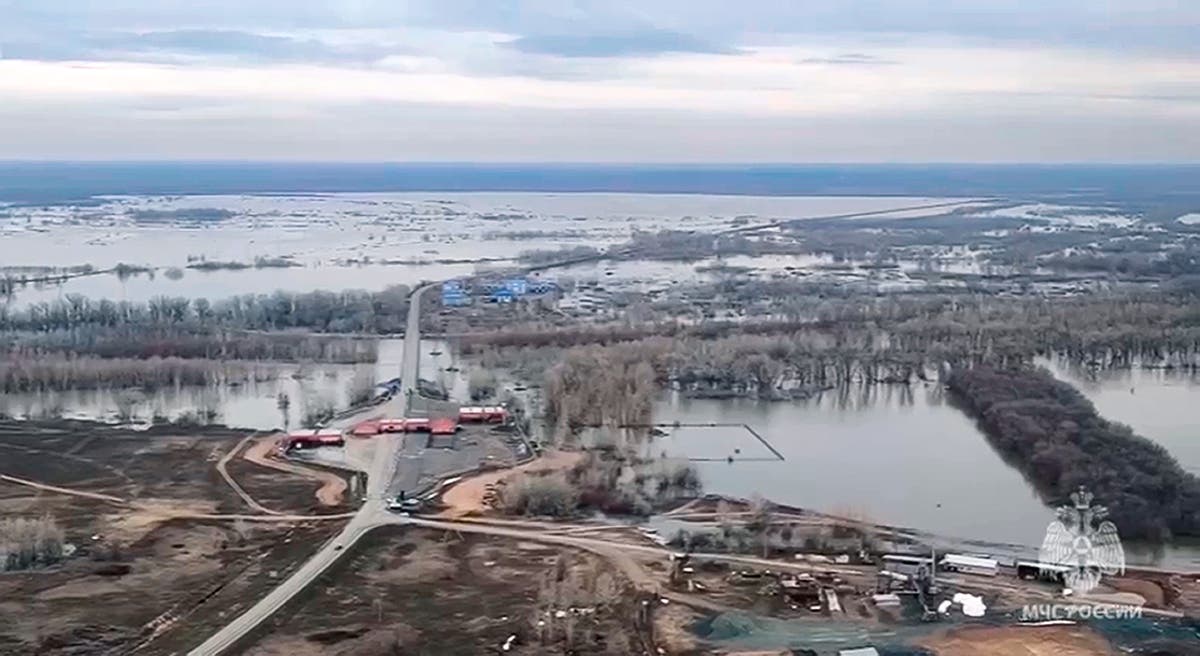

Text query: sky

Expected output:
[0,1,1198,162]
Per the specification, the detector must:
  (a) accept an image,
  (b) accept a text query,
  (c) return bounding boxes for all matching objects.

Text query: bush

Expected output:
[0,515,65,571]
[499,473,579,517]
[468,368,498,402]
[948,365,1200,541]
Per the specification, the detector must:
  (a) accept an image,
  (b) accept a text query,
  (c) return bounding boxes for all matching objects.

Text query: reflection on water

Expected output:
[655,377,1200,568]
[10,263,479,307]
[1039,357,1200,473]
[0,364,371,431]
[0,337,471,433]
[654,385,1054,546]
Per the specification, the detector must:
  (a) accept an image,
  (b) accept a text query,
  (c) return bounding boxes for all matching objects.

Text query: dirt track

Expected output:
[0,473,128,505]
[241,435,347,507]
[217,435,283,515]
[0,473,351,526]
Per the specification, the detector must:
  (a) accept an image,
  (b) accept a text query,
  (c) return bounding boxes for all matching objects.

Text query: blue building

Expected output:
[505,278,529,296]
[442,280,471,306]
[528,280,558,294]
[490,288,516,303]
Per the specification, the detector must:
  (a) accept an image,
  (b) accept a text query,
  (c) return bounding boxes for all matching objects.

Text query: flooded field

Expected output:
[2,192,964,305]
[10,261,479,306]
[0,335,484,430]
[1040,357,1200,474]
[0,362,373,430]
[652,385,1054,547]
[650,376,1200,568]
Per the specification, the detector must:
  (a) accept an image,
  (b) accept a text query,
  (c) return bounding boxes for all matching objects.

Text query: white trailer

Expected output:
[939,554,999,577]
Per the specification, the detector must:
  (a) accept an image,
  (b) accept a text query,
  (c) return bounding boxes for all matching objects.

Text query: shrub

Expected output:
[499,473,579,517]
[0,515,65,571]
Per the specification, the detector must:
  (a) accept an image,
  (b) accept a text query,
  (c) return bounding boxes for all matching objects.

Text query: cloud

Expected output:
[0,1,1198,161]
[505,29,731,58]
[797,53,897,66]
[0,29,404,65]
[4,96,1198,163]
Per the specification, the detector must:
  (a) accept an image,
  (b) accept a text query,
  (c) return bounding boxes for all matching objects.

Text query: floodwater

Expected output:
[0,336,459,431]
[654,373,1200,568]
[2,192,961,306]
[1039,357,1200,474]
[652,385,1054,547]
[0,363,373,430]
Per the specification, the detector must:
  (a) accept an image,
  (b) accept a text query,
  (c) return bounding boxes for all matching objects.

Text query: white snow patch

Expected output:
[982,203,1138,228]
[952,592,988,617]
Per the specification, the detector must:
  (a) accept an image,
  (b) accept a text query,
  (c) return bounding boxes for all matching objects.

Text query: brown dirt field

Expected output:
[439,449,584,517]
[245,525,653,655]
[918,624,1117,656]
[0,517,338,655]
[241,435,348,508]
[1107,577,1166,608]
[654,602,704,654]
[0,420,349,654]
[1169,575,1200,615]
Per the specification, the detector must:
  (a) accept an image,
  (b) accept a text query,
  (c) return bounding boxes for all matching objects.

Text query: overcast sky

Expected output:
[1,0,1198,162]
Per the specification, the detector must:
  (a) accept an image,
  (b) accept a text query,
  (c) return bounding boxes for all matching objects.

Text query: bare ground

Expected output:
[0,419,348,655]
[239,435,349,509]
[439,449,584,518]
[918,624,1117,656]
[242,526,656,656]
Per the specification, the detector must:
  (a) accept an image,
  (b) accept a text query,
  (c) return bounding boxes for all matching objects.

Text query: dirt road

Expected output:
[410,516,659,592]
[217,435,283,515]
[0,473,129,505]
[241,435,347,507]
[189,284,431,656]
[1,473,351,524]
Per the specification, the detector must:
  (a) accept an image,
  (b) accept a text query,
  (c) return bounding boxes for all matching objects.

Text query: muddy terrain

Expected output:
[0,420,350,655]
[243,526,658,655]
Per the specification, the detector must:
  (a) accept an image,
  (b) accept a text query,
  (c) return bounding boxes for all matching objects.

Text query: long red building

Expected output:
[283,429,345,450]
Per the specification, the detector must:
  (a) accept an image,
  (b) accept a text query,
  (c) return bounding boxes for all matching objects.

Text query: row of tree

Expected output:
[0,354,269,393]
[0,285,410,334]
[467,289,1200,385]
[1,515,65,571]
[947,365,1200,541]
[5,329,377,363]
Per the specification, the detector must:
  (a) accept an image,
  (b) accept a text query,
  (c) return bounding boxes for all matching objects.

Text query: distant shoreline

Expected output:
[2,161,1198,204]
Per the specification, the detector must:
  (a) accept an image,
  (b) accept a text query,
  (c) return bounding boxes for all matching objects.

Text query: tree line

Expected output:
[0,353,270,393]
[0,285,410,335]
[464,289,1200,378]
[947,365,1200,541]
[5,329,377,364]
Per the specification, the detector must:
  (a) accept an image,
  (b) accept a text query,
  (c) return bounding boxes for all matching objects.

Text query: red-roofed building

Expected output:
[283,429,344,450]
[351,420,380,436]
[458,406,508,423]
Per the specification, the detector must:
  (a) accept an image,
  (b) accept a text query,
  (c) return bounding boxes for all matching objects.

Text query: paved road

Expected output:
[188,285,431,656]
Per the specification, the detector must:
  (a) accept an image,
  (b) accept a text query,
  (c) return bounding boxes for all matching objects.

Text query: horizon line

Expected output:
[2,160,1200,167]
